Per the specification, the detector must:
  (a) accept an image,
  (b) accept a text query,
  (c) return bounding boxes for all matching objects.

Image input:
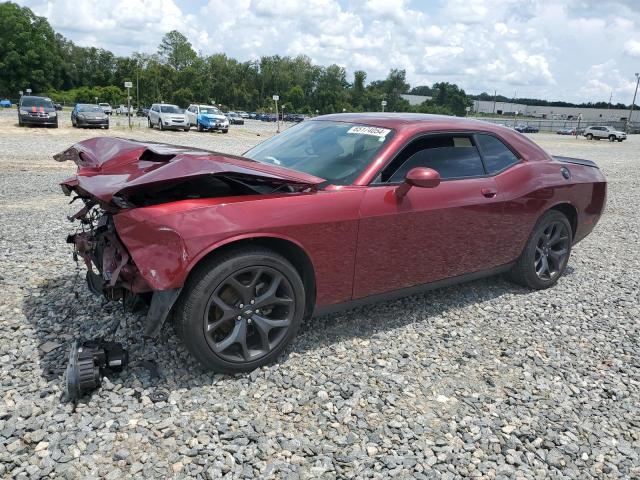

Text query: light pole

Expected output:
[627,72,639,133]
[124,81,132,129]
[95,96,98,105]
[273,95,280,132]
[282,104,286,122]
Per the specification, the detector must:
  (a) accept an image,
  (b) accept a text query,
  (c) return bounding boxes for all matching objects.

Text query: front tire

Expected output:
[609,135,615,142]
[175,248,306,372]
[159,120,164,131]
[148,118,152,128]
[586,133,593,140]
[508,210,572,290]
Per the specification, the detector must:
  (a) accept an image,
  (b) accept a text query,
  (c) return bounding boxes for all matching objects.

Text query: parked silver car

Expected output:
[148,104,190,131]
[583,126,626,142]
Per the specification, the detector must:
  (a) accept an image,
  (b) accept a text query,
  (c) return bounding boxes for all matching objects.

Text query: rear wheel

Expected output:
[175,248,305,372]
[508,210,572,289]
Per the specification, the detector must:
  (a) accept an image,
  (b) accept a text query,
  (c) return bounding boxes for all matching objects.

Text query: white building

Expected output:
[472,99,639,123]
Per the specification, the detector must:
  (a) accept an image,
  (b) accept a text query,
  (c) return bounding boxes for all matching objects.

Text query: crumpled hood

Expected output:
[55,137,324,206]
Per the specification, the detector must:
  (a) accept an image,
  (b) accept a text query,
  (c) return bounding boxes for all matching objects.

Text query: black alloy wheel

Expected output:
[533,221,570,281]
[508,210,573,289]
[203,266,294,363]
[175,247,305,372]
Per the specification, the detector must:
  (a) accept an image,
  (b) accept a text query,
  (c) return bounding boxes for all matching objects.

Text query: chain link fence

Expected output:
[469,116,640,134]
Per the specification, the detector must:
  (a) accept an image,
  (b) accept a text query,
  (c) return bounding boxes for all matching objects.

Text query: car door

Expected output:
[186,106,196,125]
[353,133,505,299]
[149,105,159,125]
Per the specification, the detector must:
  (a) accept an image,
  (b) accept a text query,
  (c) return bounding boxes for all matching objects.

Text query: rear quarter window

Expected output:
[475,134,520,174]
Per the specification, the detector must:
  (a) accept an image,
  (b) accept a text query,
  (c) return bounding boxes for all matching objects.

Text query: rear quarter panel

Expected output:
[494,160,606,264]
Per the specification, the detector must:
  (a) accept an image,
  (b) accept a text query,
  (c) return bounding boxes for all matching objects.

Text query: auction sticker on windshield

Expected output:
[347,126,391,138]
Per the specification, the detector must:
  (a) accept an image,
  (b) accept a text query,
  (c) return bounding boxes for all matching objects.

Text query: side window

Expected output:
[474,134,520,174]
[384,135,485,182]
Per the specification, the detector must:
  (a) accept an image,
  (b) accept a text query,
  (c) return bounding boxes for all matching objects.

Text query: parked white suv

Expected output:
[98,103,112,115]
[148,104,190,131]
[583,126,626,142]
[115,104,132,116]
[186,104,229,133]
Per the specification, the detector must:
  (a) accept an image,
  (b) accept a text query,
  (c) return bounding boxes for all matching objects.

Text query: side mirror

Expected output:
[394,167,441,198]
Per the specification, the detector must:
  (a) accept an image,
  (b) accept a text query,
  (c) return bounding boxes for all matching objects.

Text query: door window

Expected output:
[474,134,520,174]
[382,135,485,182]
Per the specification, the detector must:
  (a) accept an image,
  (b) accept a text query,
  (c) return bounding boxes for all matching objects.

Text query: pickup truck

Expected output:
[115,105,132,116]
[98,103,113,115]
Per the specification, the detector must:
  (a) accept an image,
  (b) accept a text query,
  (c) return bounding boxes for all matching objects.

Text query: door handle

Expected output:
[481,187,497,198]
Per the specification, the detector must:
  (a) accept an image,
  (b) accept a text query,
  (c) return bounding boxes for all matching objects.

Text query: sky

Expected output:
[16,0,640,103]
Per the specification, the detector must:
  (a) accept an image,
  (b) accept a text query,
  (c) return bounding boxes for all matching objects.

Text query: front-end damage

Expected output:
[65,203,180,336]
[58,137,324,337]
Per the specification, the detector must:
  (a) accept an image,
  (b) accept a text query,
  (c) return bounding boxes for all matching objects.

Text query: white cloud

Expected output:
[624,39,640,58]
[14,0,640,103]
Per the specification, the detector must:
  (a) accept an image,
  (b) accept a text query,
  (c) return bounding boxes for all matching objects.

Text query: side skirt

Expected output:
[313,263,514,317]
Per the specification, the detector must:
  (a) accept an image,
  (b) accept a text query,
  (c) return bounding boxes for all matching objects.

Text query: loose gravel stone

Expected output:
[0,110,638,478]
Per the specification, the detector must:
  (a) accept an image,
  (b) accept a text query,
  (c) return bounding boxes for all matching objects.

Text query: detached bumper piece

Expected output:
[64,340,129,402]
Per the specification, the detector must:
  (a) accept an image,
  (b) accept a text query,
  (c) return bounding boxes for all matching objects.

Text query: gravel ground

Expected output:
[0,109,638,479]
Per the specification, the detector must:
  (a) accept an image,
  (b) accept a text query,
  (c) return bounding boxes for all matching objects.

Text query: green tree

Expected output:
[285,85,304,111]
[158,30,197,71]
[0,2,64,97]
[432,82,471,116]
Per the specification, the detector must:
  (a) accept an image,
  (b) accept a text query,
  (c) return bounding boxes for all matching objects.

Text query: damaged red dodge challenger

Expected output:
[57,113,606,372]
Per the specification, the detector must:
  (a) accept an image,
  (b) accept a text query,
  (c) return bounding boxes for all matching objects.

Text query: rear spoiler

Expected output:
[553,155,599,169]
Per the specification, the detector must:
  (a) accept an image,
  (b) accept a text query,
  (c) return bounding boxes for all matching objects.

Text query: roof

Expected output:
[314,112,505,131]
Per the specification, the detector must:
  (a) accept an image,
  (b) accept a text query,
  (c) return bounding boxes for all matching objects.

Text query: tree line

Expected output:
[0,2,474,115]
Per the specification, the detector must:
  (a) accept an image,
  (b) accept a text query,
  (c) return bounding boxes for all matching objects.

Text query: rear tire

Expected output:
[508,210,572,290]
[174,247,305,373]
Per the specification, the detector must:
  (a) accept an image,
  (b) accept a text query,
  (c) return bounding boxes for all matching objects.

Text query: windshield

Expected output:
[244,121,394,185]
[99,103,109,107]
[160,105,182,113]
[77,105,103,113]
[21,97,54,109]
[200,106,220,114]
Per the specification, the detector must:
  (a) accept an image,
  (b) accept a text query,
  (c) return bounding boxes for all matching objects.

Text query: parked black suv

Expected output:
[18,96,58,127]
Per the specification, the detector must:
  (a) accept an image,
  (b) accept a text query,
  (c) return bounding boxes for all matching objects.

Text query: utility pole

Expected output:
[627,73,639,133]
[136,71,139,109]
[493,89,497,114]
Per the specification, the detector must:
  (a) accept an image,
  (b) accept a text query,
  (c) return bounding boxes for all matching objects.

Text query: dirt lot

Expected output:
[0,109,638,479]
